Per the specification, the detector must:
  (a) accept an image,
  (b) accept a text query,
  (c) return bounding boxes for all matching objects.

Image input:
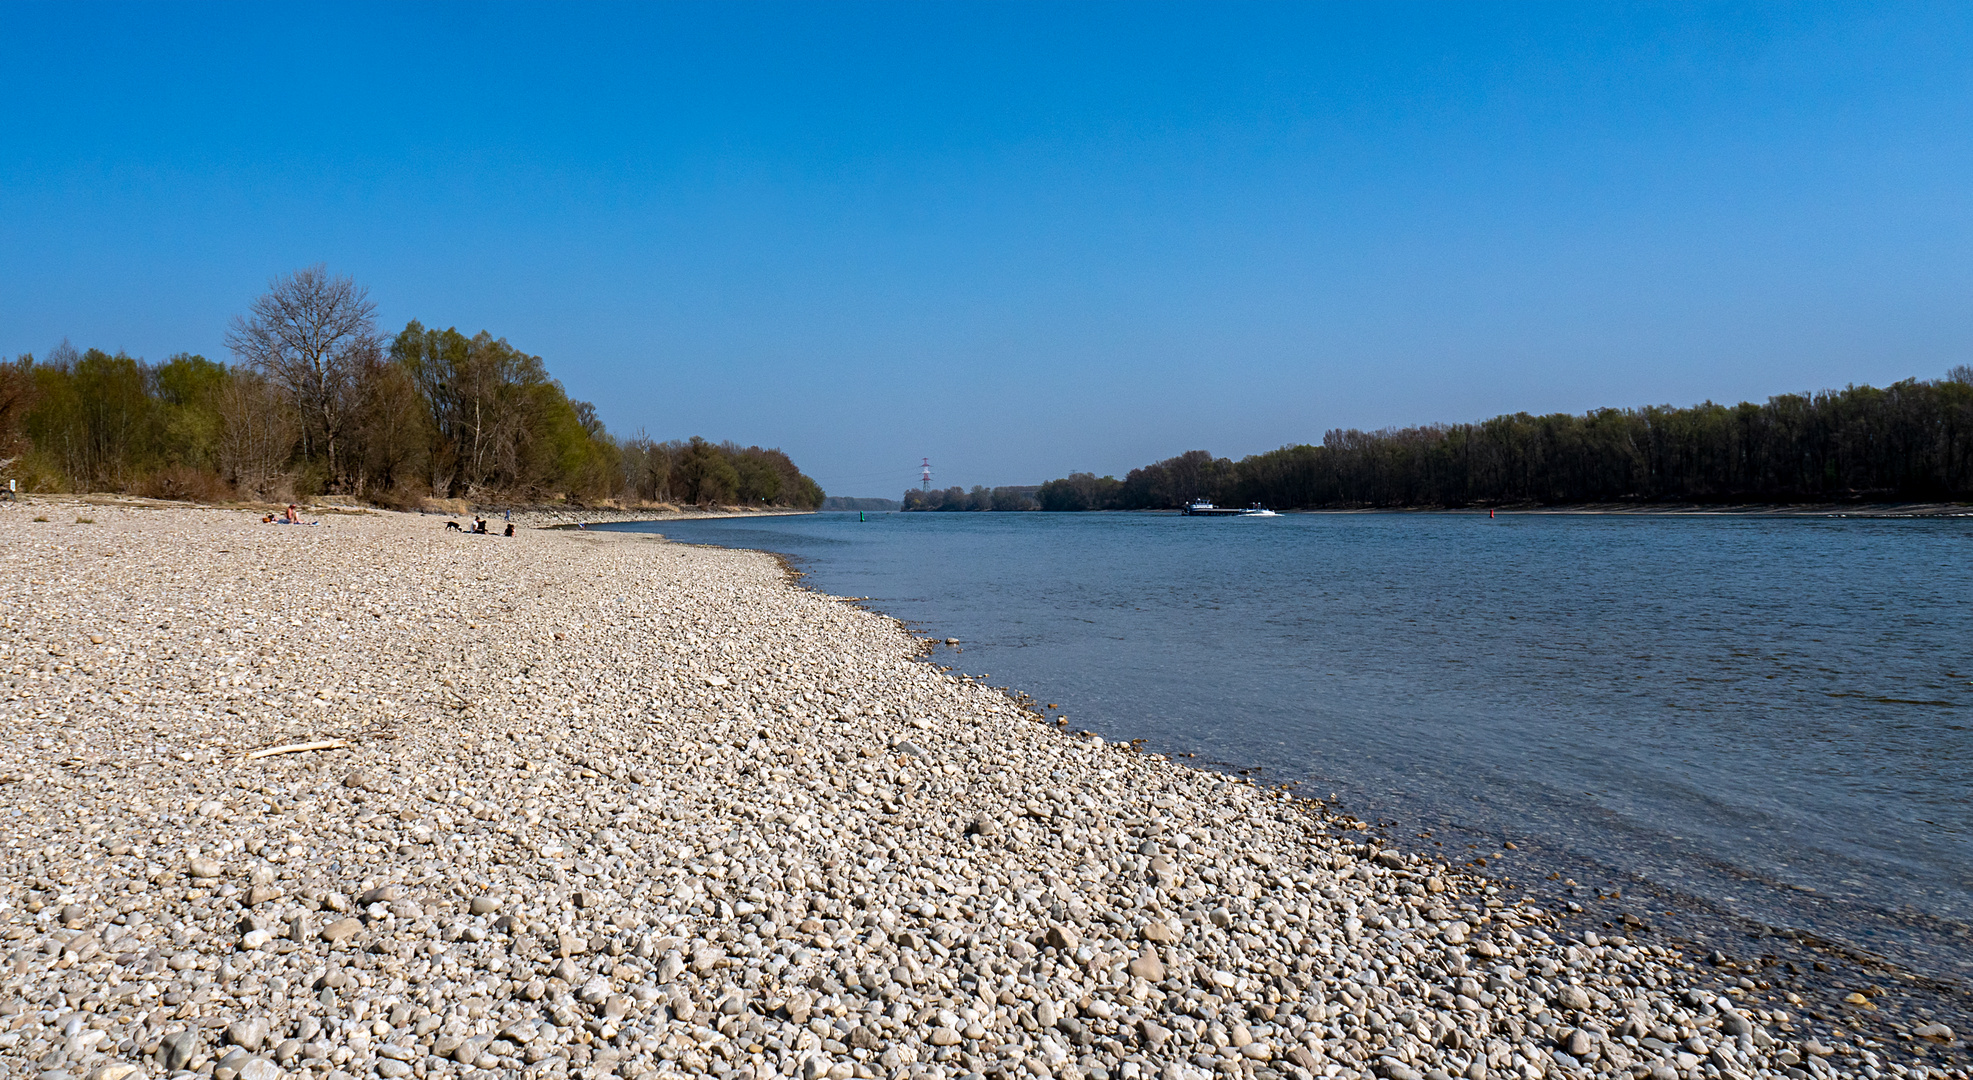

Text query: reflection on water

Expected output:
[603,511,1973,977]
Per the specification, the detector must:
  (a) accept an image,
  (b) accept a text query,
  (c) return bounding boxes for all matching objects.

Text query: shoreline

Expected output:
[617,520,1973,1075]
[515,509,814,530]
[0,493,815,531]
[890,504,1973,518]
[1331,503,1973,518]
[2,499,1963,1080]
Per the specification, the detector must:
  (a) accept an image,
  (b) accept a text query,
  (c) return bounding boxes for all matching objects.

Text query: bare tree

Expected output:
[225,266,377,490]
[216,370,298,498]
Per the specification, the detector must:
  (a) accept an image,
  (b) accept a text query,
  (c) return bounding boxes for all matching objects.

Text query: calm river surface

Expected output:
[602,511,1973,979]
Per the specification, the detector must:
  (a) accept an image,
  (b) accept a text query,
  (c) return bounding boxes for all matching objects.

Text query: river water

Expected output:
[600,511,1973,981]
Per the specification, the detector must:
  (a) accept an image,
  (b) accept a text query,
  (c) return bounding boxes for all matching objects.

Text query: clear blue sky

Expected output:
[5,3,1971,497]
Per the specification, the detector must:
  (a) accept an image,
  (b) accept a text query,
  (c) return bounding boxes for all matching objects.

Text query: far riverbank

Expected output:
[898,503,1973,518]
[1306,503,1973,518]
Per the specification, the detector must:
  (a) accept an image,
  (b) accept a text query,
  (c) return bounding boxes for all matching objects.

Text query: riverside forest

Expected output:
[0,267,824,510]
[903,369,1973,511]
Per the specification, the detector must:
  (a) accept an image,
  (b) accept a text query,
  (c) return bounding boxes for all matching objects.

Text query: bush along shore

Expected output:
[2,501,1959,1080]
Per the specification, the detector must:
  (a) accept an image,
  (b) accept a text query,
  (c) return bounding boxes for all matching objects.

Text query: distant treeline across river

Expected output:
[905,369,1973,511]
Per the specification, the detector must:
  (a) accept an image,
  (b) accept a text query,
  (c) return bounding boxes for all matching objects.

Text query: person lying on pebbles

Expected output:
[0,499,1937,1080]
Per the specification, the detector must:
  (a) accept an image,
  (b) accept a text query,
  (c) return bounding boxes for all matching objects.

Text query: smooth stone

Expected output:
[212,1047,251,1080]
[225,1019,268,1052]
[319,918,363,944]
[1127,946,1165,982]
[159,1031,199,1071]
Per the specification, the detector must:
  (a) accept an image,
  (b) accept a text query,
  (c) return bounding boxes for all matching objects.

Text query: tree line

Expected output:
[938,370,1973,511]
[901,485,1041,511]
[822,496,901,512]
[0,267,824,509]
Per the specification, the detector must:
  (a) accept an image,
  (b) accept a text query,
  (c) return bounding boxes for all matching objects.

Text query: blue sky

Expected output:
[5,3,1972,496]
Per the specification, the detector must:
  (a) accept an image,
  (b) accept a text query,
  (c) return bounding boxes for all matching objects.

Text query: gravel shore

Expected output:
[400,505,810,530]
[2,501,1954,1080]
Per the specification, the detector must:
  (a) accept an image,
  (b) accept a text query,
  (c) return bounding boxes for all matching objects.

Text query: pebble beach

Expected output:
[1,501,1956,1080]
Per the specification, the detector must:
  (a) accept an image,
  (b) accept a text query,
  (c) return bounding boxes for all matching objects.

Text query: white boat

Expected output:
[1183,500,1277,517]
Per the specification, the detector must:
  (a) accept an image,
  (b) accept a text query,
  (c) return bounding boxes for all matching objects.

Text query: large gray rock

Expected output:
[158,1030,199,1072]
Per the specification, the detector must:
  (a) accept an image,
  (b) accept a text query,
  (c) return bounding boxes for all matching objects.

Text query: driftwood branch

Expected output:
[244,739,349,761]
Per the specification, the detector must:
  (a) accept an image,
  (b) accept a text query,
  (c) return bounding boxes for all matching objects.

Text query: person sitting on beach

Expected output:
[473,517,488,534]
[283,504,309,524]
[445,520,464,531]
[503,522,515,537]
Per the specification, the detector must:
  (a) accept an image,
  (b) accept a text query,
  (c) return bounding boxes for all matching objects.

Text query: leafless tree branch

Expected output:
[225,265,378,491]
